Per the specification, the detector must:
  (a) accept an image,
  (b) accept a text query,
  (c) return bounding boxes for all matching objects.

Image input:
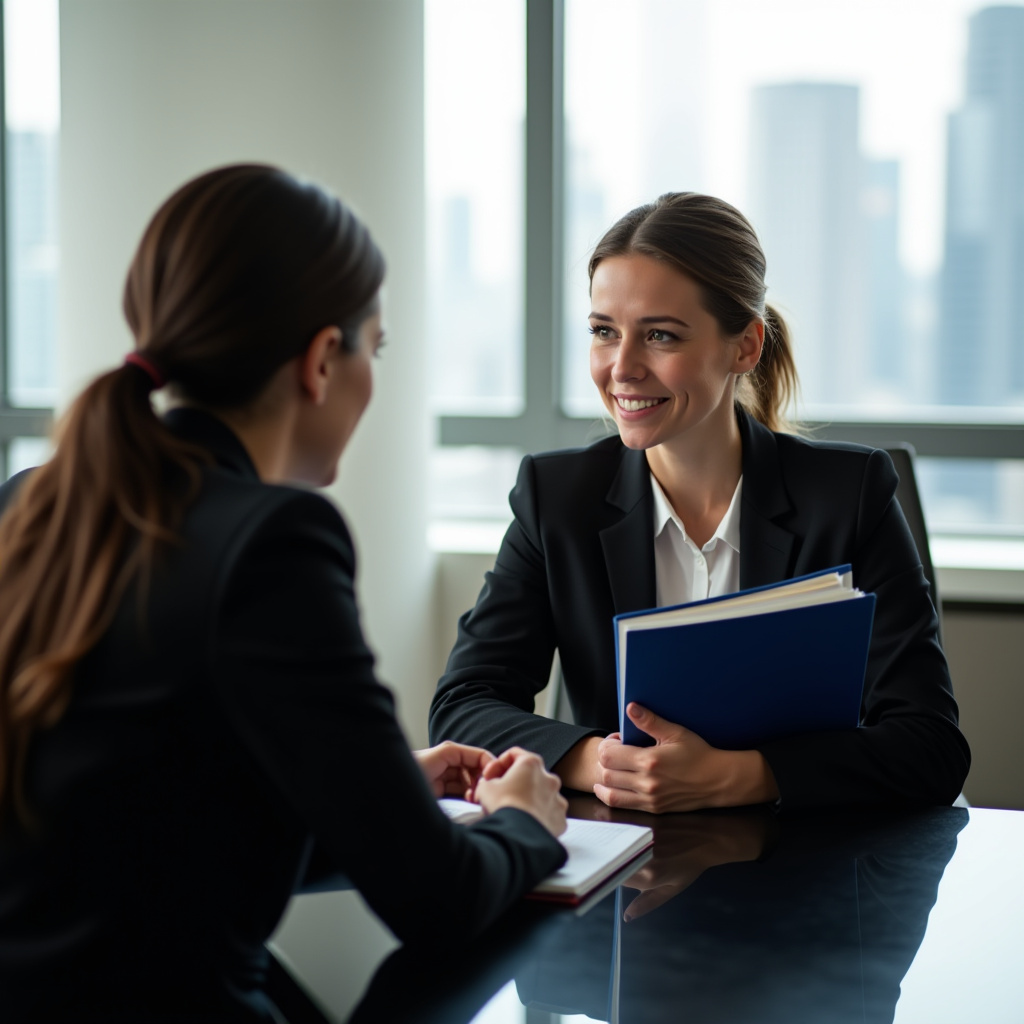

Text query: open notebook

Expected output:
[440,799,653,906]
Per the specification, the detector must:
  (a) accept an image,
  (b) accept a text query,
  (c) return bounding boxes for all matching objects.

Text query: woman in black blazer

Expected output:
[0,165,567,1022]
[430,193,970,812]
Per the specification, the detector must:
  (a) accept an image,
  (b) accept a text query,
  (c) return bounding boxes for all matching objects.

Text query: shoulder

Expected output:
[774,429,895,479]
[184,468,356,582]
[512,434,638,527]
[742,411,897,509]
[520,433,630,494]
[773,430,898,504]
[738,410,901,546]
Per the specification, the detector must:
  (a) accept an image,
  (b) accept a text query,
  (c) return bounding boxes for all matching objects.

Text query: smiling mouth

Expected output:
[615,396,668,412]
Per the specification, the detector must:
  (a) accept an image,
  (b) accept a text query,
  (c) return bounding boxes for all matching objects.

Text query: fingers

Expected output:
[598,735,653,773]
[481,746,535,779]
[481,753,512,780]
[598,767,657,794]
[475,749,567,836]
[431,740,495,771]
[594,783,653,811]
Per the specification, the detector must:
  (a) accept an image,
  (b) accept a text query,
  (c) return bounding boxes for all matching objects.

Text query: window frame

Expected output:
[436,0,1024,467]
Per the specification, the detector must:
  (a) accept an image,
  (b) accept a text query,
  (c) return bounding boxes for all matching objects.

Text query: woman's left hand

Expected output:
[413,741,496,800]
[593,703,779,813]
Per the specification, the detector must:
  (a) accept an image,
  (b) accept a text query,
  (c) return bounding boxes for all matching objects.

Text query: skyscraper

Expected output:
[7,130,59,407]
[863,159,906,396]
[748,83,866,406]
[939,5,1024,406]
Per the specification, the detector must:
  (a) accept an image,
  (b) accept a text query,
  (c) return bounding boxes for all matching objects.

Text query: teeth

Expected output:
[616,397,665,411]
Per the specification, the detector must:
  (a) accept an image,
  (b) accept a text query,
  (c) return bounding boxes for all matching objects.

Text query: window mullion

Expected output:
[521,0,566,453]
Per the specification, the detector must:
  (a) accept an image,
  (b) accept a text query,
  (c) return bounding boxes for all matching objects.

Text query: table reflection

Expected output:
[344,802,966,1024]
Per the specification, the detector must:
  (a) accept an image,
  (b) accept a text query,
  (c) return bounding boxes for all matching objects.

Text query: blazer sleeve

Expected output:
[211,491,565,945]
[429,455,604,767]
[757,448,971,807]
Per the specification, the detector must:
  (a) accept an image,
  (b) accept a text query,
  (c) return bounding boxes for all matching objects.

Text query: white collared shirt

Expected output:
[652,474,742,608]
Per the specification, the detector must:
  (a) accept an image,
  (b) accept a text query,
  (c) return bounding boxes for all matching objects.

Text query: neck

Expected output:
[208,404,298,483]
[645,405,743,534]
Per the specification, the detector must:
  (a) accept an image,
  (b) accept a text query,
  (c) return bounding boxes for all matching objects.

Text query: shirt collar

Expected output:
[650,473,743,554]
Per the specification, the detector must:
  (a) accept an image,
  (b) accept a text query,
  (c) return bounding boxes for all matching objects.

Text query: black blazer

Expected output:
[0,409,564,1023]
[430,408,971,808]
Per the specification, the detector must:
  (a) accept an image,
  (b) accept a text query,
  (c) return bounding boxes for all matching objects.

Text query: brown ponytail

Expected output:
[0,367,207,823]
[737,303,800,433]
[0,164,385,823]
[589,192,801,433]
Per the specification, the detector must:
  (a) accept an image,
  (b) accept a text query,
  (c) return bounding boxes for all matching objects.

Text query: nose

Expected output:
[611,334,646,383]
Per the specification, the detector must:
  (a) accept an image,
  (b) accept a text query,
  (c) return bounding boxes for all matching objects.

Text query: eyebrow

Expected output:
[588,312,692,329]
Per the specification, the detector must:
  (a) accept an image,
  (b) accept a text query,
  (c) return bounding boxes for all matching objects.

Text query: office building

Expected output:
[748,83,866,406]
[7,130,59,406]
[939,5,1024,406]
[863,158,907,396]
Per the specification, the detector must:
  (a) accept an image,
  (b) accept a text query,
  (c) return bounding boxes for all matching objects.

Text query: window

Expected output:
[426,0,527,521]
[1,0,58,481]
[428,0,1024,543]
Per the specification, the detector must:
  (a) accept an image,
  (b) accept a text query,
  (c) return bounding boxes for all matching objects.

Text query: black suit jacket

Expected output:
[0,409,564,1022]
[430,408,970,808]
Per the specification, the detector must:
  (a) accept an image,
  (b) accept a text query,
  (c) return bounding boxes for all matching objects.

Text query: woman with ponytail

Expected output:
[0,164,567,1021]
[430,192,970,812]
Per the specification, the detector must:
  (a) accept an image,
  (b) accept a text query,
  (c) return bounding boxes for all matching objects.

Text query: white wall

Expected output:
[59,0,435,743]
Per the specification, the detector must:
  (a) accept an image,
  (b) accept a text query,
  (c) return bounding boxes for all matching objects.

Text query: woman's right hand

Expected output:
[475,747,568,837]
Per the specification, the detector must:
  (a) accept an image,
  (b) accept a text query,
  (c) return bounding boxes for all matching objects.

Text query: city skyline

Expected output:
[940,4,1024,406]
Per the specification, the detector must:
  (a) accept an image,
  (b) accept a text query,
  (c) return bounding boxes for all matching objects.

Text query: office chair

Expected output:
[883,444,943,647]
[882,446,969,807]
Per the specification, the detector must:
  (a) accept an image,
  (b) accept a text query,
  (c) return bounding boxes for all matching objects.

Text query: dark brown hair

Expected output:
[589,192,799,432]
[0,164,385,822]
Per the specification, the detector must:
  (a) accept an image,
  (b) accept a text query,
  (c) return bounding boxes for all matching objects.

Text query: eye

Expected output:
[587,323,616,341]
[648,329,678,343]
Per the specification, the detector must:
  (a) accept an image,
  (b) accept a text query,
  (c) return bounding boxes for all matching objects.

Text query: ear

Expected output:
[299,326,343,405]
[733,319,765,375]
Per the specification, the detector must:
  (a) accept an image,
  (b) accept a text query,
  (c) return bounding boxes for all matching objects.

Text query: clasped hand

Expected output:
[414,741,567,837]
[413,740,494,800]
[593,702,778,813]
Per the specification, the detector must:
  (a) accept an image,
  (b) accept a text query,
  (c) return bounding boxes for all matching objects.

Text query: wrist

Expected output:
[713,749,780,807]
[553,735,603,791]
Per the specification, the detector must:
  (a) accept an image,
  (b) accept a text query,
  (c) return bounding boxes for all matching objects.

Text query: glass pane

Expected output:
[425,0,524,416]
[428,445,521,523]
[918,458,1024,534]
[7,435,50,479]
[4,0,60,408]
[562,0,1024,424]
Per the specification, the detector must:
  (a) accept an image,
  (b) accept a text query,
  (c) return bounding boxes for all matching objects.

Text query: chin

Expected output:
[615,425,660,451]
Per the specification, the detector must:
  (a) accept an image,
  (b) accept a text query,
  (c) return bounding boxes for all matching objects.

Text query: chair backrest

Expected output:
[884,444,943,645]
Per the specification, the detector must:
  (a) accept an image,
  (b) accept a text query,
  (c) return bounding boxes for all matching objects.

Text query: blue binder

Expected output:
[614,566,876,749]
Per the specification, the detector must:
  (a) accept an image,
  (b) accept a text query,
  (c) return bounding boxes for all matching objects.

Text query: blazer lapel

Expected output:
[598,411,798,606]
[738,409,797,589]
[599,447,657,614]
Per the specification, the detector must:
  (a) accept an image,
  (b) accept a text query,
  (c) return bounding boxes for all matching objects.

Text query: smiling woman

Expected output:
[430,191,970,815]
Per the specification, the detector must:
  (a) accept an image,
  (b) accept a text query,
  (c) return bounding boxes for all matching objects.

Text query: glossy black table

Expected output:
[270,798,1024,1023]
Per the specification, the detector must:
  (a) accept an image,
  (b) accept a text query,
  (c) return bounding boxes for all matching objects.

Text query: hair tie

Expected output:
[124,351,167,390]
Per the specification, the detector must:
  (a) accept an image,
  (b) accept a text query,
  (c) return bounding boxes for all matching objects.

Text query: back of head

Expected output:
[124,163,384,405]
[0,164,385,825]
[588,192,798,432]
